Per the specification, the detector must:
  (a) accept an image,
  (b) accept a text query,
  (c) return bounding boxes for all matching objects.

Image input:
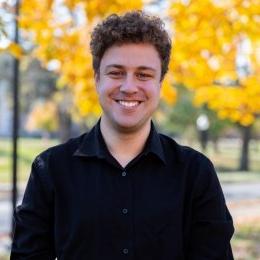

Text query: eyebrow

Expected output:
[105,64,157,72]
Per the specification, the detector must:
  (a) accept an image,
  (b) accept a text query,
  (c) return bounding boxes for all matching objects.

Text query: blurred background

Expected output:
[0,0,260,259]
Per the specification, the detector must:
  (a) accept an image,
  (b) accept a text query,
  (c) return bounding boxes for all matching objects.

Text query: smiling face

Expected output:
[96,43,162,133]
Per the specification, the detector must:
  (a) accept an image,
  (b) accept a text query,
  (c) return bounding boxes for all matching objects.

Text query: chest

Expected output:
[53,159,189,258]
[57,161,184,221]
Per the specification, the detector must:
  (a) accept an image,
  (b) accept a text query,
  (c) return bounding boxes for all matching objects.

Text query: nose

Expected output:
[120,74,138,93]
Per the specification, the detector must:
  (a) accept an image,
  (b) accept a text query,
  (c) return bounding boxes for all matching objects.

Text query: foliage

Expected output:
[2,0,259,125]
[1,0,177,121]
[1,0,259,143]
[158,85,198,136]
[26,100,58,132]
[0,17,5,38]
[158,85,230,143]
[252,117,260,138]
[169,0,260,126]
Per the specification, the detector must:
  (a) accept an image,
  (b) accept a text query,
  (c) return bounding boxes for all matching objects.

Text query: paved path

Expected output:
[222,182,260,201]
[222,182,260,224]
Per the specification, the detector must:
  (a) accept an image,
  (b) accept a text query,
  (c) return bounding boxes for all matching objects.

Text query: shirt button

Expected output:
[123,248,129,254]
[122,171,127,177]
[122,208,128,214]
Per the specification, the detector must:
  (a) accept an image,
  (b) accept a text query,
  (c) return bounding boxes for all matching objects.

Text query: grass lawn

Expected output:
[232,219,260,260]
[190,139,260,173]
[218,172,260,183]
[0,137,58,183]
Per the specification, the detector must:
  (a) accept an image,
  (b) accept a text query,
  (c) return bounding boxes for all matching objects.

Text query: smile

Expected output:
[117,100,140,108]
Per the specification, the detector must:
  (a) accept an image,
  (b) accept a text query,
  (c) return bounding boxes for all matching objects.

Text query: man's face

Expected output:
[96,43,162,132]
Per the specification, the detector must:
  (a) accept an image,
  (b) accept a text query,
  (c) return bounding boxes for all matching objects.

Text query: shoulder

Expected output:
[33,133,87,166]
[159,133,218,184]
[159,133,211,166]
[159,133,221,195]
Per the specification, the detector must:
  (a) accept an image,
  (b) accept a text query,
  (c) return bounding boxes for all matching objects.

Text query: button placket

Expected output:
[118,168,133,257]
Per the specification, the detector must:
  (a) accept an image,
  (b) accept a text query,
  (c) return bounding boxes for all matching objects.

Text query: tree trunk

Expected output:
[239,125,252,171]
[57,89,73,143]
[58,108,72,143]
[212,137,219,154]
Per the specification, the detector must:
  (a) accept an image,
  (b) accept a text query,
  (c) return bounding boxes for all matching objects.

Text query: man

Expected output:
[11,11,234,259]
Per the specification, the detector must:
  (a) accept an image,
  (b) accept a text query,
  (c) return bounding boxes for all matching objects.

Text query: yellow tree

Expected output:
[4,0,176,118]
[0,0,177,142]
[169,0,260,170]
[26,100,59,134]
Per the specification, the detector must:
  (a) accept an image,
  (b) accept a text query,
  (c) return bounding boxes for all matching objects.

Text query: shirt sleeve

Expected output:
[10,151,56,259]
[187,154,234,260]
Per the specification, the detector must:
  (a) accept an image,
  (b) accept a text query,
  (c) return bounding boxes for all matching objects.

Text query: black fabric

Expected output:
[11,121,234,259]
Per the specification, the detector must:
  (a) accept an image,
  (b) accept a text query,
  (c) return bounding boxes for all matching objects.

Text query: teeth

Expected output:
[118,101,139,108]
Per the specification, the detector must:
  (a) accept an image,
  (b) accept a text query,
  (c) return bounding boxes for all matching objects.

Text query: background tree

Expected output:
[169,0,260,170]
[1,0,177,140]
[26,99,58,136]
[2,0,258,170]
[17,0,176,116]
[158,84,230,153]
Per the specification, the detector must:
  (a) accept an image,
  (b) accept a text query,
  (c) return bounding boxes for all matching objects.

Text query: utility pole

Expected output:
[11,0,20,236]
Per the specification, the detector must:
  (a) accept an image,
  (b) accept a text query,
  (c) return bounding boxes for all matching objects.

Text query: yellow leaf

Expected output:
[161,75,177,105]
[240,114,254,126]
[8,43,23,59]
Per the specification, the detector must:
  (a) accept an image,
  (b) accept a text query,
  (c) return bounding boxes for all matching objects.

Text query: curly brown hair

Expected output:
[90,11,171,81]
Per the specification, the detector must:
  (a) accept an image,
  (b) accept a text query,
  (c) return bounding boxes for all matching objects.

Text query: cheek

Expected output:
[97,84,118,104]
[96,81,109,96]
[98,78,118,92]
[143,83,161,98]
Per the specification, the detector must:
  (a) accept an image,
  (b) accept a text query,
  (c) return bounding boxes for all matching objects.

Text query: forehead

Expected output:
[100,43,161,71]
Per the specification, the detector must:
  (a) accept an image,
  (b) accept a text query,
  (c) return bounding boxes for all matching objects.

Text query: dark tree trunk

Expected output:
[58,108,72,143]
[239,125,252,171]
[212,137,219,154]
[57,89,73,143]
[198,129,209,152]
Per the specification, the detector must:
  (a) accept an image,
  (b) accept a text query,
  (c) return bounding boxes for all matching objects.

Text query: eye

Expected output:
[136,72,152,81]
[107,70,125,79]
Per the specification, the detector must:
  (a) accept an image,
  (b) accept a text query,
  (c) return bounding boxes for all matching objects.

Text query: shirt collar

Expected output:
[73,120,166,164]
[73,119,109,159]
[142,122,166,164]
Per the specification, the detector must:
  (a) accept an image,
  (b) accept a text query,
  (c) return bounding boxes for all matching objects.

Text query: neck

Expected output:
[100,117,151,167]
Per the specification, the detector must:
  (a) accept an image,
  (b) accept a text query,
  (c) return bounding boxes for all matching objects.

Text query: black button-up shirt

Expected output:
[11,122,234,259]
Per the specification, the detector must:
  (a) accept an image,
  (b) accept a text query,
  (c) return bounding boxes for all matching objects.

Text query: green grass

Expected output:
[0,137,58,183]
[218,172,260,183]
[0,254,8,260]
[192,140,260,172]
[232,220,260,260]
